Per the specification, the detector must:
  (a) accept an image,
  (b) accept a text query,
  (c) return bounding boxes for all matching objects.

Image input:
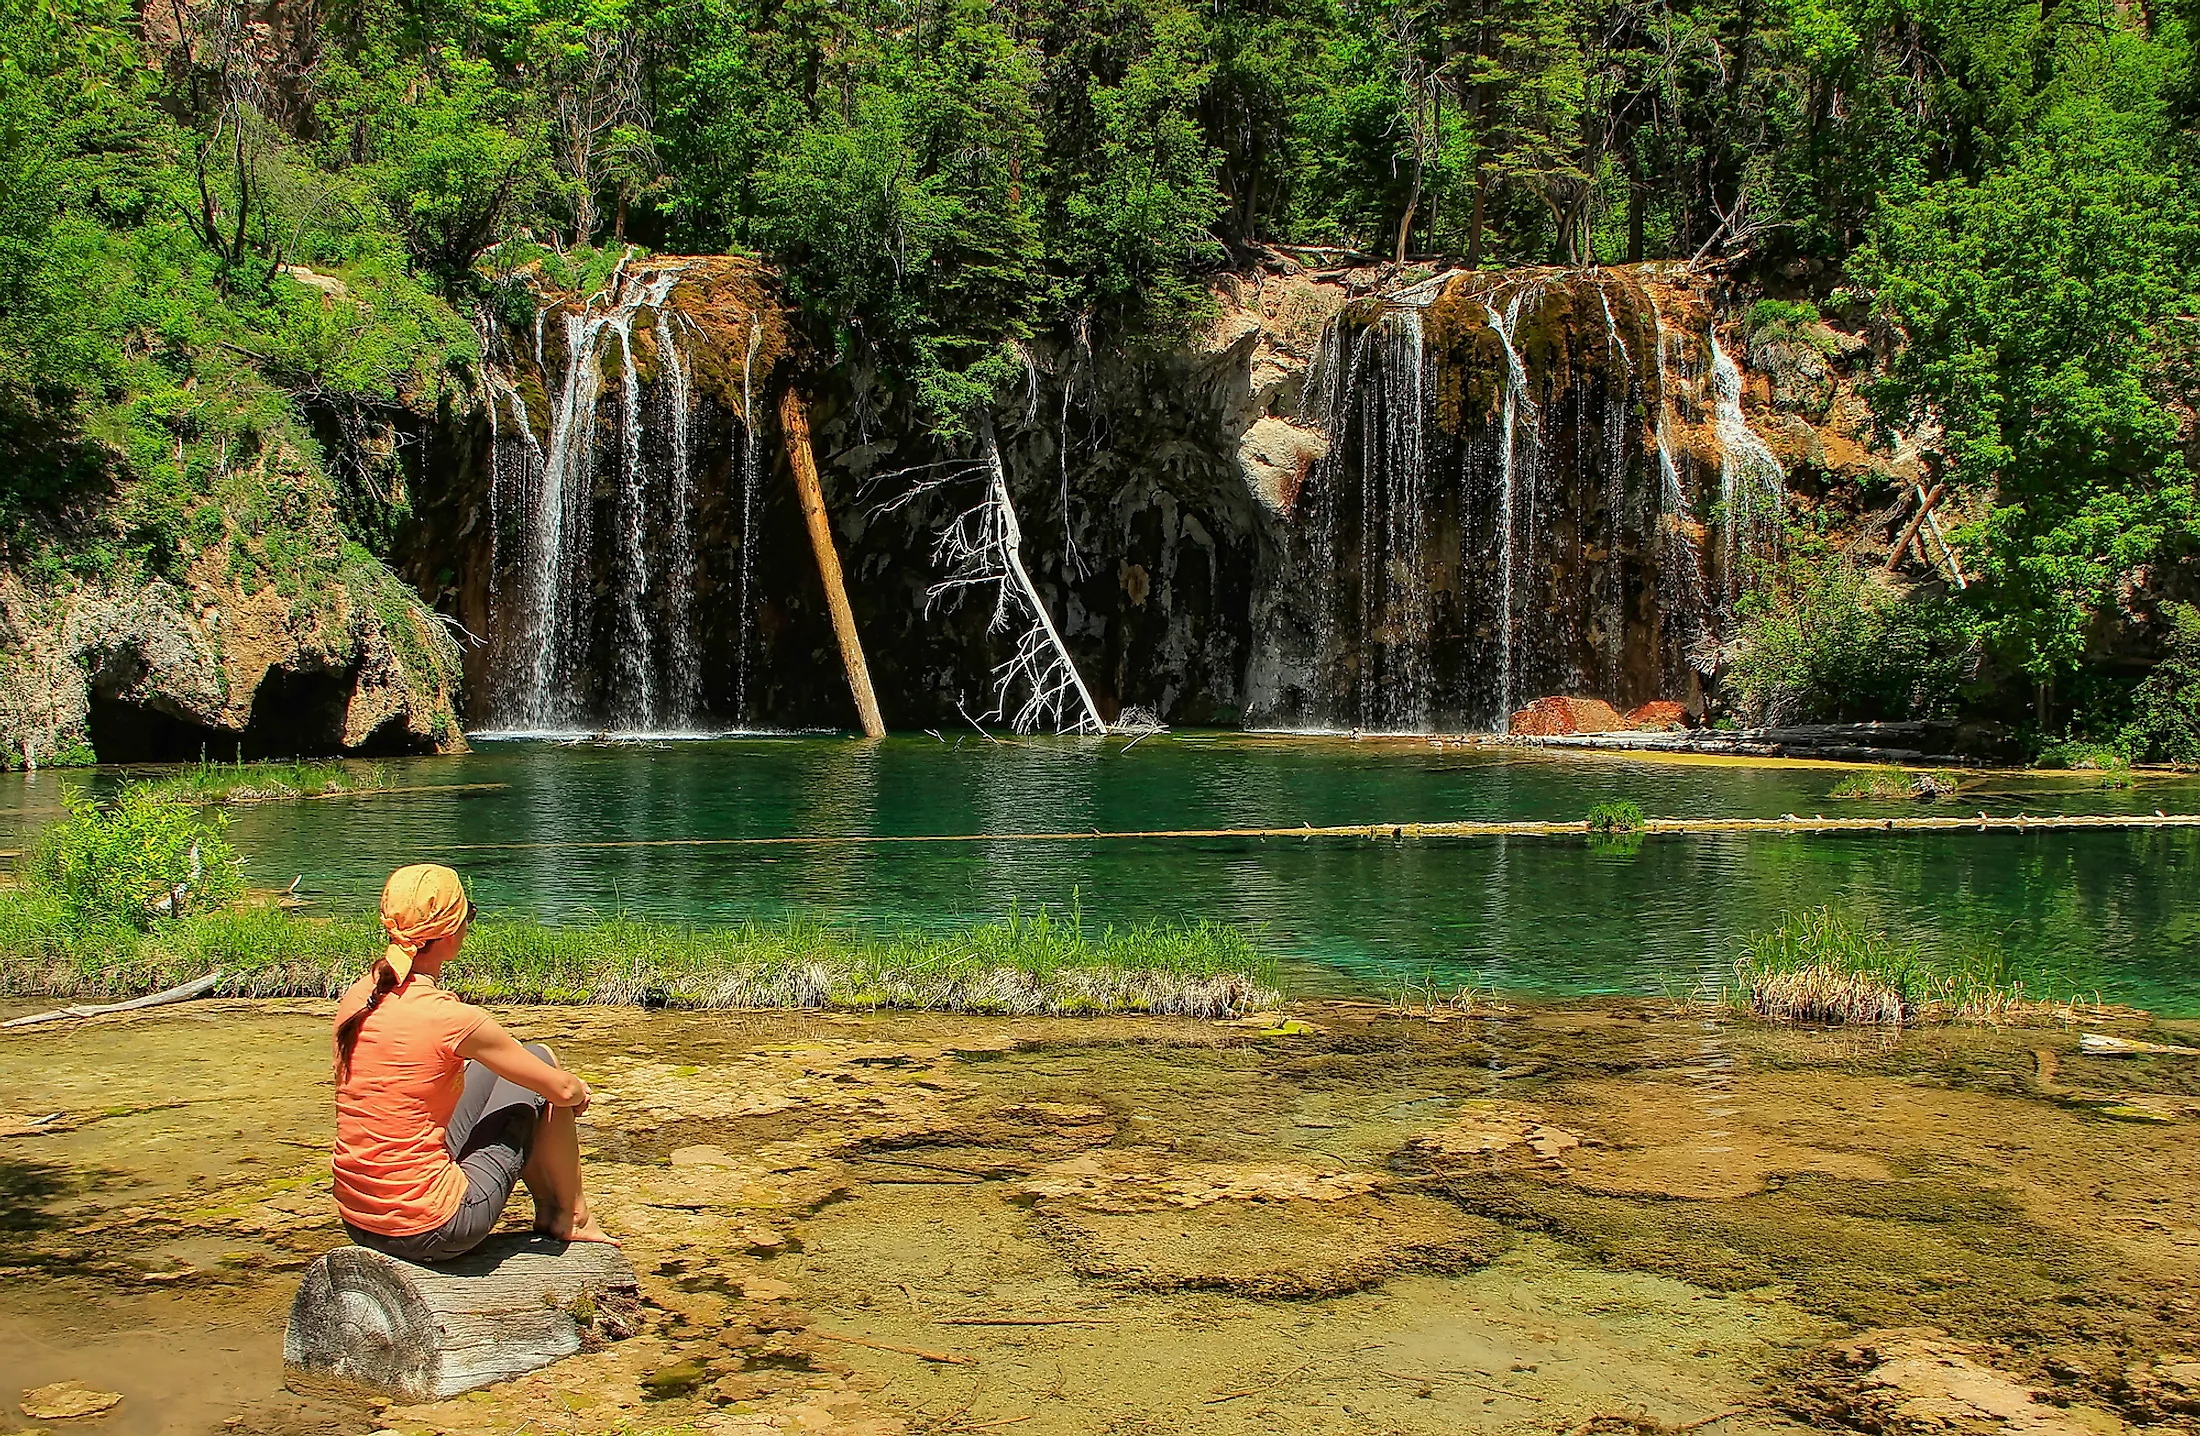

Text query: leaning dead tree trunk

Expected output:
[285,1236,637,1400]
[959,423,1105,735]
[779,389,886,737]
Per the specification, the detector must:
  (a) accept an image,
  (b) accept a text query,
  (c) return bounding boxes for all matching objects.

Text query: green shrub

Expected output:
[2123,601,2200,765]
[133,758,391,805]
[2035,739,2133,782]
[1730,544,1976,725]
[23,786,245,929]
[1745,298,1835,354]
[1585,799,1645,834]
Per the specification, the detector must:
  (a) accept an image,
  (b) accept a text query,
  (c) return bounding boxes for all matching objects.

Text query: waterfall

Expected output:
[1303,316,1373,727]
[514,304,605,729]
[655,310,698,725]
[1351,307,1434,731]
[733,317,764,726]
[1645,292,1688,518]
[1385,307,1432,729]
[1486,290,1534,732]
[500,266,678,731]
[612,316,656,730]
[1252,267,1798,734]
[1708,325,1785,602]
[485,376,503,636]
[1595,283,1631,685]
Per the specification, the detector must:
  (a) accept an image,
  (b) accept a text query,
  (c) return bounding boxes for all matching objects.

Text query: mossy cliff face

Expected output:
[402,254,1917,734]
[0,445,465,768]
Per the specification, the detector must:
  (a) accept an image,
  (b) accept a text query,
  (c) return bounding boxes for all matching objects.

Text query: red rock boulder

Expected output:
[1508,696,1633,736]
[1623,701,1690,732]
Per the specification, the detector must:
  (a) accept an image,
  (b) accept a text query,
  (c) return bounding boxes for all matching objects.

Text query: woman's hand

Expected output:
[458,1020,589,1109]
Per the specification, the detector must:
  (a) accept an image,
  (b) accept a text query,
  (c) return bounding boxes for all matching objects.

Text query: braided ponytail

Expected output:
[334,960,400,1082]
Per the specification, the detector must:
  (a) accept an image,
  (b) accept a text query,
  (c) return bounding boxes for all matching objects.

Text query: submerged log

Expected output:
[284,1235,637,1400]
[779,388,886,738]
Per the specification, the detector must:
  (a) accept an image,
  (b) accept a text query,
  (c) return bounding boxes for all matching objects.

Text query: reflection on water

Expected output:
[4,735,2199,1013]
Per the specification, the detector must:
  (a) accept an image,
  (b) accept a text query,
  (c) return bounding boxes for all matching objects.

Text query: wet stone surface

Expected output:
[1,999,2197,1434]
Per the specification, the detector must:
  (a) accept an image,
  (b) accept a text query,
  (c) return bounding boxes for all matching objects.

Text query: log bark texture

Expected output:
[284,1235,637,1400]
[779,388,886,737]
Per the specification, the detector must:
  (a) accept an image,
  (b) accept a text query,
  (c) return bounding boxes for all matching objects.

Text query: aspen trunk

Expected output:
[779,389,886,737]
[284,1237,637,1400]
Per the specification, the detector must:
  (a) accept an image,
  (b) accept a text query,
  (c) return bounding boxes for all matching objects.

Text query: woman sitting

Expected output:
[332,864,613,1261]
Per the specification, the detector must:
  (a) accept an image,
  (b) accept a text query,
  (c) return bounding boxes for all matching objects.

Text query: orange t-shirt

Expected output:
[331,972,490,1236]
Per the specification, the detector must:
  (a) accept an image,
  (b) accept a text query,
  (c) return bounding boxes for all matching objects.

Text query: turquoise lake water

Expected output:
[6,735,2198,1013]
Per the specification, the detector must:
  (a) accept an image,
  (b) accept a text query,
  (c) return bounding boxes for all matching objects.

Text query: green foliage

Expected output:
[1742,907,1924,998]
[1859,55,2200,687]
[1826,767,1908,799]
[23,787,244,929]
[1745,299,1834,355]
[1731,543,1977,724]
[5,0,2200,736]
[2034,737,2135,777]
[1585,798,1645,834]
[2122,602,2200,764]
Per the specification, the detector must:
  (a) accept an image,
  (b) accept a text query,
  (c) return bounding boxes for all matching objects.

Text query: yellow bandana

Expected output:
[378,864,469,983]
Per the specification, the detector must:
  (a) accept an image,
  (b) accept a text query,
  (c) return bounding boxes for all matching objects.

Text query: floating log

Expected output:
[284,1235,637,1400]
[779,388,886,738]
[417,807,2200,859]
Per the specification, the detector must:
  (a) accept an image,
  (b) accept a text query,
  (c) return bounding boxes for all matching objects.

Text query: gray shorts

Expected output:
[345,1042,555,1264]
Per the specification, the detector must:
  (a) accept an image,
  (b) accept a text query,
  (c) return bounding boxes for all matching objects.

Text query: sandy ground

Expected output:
[3,999,2198,1435]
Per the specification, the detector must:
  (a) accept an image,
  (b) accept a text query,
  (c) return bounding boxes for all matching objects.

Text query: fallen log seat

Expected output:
[284,1234,637,1400]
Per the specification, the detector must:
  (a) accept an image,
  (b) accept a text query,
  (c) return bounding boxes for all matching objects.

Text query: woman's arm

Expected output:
[457,1020,590,1112]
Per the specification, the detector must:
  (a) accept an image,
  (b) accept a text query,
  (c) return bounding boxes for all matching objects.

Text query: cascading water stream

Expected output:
[1645,292,1688,519]
[734,317,764,725]
[505,267,677,731]
[655,310,697,725]
[1304,317,1375,726]
[1708,325,1786,602]
[1594,283,1631,683]
[485,374,502,634]
[1377,307,1432,730]
[612,316,657,730]
[1485,290,1534,732]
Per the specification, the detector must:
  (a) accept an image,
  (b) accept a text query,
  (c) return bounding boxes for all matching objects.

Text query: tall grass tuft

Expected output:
[1734,907,2034,1026]
[1585,799,1646,834]
[130,758,393,805]
[1827,766,1963,800]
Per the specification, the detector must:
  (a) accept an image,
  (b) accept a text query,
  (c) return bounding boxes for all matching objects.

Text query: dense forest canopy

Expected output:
[1,0,2196,747]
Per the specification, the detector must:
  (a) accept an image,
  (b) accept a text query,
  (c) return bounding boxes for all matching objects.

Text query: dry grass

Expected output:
[1732,908,2051,1027]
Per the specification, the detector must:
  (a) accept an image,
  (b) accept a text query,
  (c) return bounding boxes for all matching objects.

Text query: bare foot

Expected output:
[561,1215,620,1246]
[539,1201,620,1246]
